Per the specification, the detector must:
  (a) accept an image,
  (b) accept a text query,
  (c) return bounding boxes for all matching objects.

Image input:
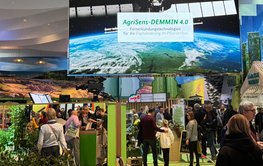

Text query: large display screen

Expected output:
[69,0,241,76]
[240,2,263,76]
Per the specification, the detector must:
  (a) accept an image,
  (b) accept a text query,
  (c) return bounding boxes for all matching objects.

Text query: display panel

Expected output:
[69,0,241,75]
[240,2,263,76]
[128,93,166,102]
[29,93,42,104]
[29,93,53,104]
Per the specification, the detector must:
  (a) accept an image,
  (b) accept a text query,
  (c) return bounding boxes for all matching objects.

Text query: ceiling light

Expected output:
[23,19,27,22]
[14,58,24,63]
[36,59,46,65]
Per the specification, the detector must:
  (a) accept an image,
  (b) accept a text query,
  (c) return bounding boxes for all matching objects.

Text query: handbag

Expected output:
[65,122,79,138]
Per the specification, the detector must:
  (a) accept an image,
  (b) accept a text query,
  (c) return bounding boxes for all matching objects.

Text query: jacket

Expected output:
[186,119,198,142]
[156,127,174,149]
[216,133,263,166]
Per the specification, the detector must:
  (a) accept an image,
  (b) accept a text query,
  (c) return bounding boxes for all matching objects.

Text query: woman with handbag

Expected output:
[37,108,67,157]
[65,109,81,166]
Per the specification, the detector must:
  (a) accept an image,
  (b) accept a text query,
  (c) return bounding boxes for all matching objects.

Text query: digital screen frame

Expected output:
[69,0,241,76]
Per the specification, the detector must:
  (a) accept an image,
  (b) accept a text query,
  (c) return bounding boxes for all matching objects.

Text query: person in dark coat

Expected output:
[139,108,166,166]
[193,103,207,158]
[163,108,172,121]
[216,114,263,166]
[255,107,263,133]
[222,105,237,127]
[203,101,217,160]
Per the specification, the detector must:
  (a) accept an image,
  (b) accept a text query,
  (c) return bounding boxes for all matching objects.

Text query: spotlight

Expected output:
[36,59,46,64]
[14,58,24,63]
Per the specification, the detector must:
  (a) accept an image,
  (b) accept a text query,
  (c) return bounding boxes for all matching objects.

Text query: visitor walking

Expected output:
[139,108,166,166]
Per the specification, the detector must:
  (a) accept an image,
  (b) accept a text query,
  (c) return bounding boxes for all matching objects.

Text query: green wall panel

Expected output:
[107,103,117,166]
[121,104,127,163]
[80,131,96,166]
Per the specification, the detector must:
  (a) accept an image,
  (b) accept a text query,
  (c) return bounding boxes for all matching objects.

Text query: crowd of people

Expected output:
[186,101,263,166]
[33,105,107,166]
[24,100,263,166]
[131,100,263,166]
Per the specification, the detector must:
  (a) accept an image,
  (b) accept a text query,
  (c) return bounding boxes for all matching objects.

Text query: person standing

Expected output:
[156,119,174,166]
[79,110,88,127]
[216,104,226,144]
[186,111,200,166]
[222,105,237,127]
[255,107,263,134]
[238,101,257,141]
[156,107,164,121]
[139,108,166,166]
[216,114,263,166]
[37,108,67,157]
[65,110,81,166]
[220,101,257,147]
[193,103,207,158]
[163,108,172,121]
[203,101,217,161]
[39,111,48,126]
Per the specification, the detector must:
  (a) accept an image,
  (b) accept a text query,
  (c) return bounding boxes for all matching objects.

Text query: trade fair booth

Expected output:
[0,102,127,166]
[2,0,262,165]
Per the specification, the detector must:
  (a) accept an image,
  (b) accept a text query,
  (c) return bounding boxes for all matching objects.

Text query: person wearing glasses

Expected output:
[220,101,258,147]
[238,101,257,141]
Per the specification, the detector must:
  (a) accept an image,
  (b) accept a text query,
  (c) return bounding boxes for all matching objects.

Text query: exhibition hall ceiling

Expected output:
[0,0,68,72]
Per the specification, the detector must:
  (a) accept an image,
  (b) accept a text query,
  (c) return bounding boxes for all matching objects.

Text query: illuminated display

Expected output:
[69,0,241,76]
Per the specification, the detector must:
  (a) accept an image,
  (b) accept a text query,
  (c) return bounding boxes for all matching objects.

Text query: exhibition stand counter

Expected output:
[80,130,97,166]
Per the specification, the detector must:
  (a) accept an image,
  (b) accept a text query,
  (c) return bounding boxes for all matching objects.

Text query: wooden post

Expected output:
[169,131,181,162]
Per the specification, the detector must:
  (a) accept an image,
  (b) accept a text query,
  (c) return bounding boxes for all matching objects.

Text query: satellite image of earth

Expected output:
[69,32,241,75]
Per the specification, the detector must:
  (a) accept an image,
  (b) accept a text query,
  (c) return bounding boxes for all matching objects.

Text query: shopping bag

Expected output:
[65,122,78,138]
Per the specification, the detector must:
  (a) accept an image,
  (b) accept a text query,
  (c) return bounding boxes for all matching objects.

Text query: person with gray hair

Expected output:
[37,108,67,157]
[238,101,257,141]
[220,101,257,147]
